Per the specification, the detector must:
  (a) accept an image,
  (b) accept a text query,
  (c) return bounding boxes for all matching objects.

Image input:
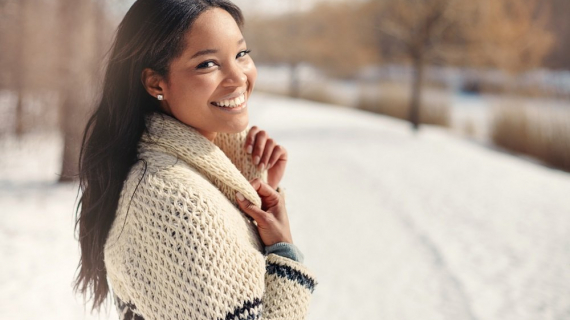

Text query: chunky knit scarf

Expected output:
[103,113,317,320]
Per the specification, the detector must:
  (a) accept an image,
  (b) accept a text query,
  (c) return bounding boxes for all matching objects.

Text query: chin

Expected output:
[223,117,249,134]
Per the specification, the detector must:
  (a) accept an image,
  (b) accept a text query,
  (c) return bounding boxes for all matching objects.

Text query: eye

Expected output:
[236,49,251,59]
[196,60,217,69]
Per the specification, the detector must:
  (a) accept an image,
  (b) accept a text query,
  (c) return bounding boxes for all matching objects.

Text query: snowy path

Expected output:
[250,93,570,320]
[1,93,569,320]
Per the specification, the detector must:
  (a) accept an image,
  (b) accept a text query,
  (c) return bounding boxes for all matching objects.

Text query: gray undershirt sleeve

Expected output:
[264,242,305,263]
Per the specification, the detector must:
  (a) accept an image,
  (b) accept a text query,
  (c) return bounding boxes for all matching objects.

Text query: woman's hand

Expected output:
[245,126,287,190]
[236,178,293,246]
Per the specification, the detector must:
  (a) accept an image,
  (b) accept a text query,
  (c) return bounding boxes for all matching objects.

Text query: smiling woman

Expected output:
[141,8,257,141]
[72,1,317,319]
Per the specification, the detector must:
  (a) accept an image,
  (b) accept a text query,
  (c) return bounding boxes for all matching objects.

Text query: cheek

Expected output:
[169,74,218,101]
[246,62,257,86]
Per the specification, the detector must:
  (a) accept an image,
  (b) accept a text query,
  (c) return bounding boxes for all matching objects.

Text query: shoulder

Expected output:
[121,155,213,206]
[108,155,217,250]
[129,144,210,186]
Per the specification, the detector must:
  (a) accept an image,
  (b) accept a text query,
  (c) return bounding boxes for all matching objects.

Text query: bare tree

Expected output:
[368,0,473,131]
[296,2,379,78]
[367,0,553,131]
[57,0,116,182]
[246,13,305,97]
[465,0,554,74]
[245,2,378,97]
[545,0,570,70]
[14,0,28,136]
[57,0,91,182]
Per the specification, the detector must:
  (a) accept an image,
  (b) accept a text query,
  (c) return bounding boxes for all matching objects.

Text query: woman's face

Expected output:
[159,8,256,141]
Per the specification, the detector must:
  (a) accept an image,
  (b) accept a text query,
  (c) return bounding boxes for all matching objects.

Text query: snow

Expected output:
[1,92,570,320]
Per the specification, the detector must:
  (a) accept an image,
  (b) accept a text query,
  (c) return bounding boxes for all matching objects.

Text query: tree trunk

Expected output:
[14,0,27,137]
[289,62,300,98]
[59,92,84,182]
[15,91,24,136]
[91,0,107,80]
[57,0,88,183]
[409,53,425,132]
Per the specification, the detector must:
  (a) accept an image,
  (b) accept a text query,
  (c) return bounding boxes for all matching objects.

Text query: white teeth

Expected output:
[214,93,246,108]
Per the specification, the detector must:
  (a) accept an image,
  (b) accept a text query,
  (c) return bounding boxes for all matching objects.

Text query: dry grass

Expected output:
[356,83,451,128]
[254,85,290,96]
[462,118,478,138]
[256,82,346,106]
[490,102,570,171]
[298,85,343,106]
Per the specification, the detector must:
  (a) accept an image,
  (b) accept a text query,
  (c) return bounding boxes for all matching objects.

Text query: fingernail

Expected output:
[236,192,245,201]
[254,156,260,165]
[260,163,265,171]
[247,145,253,154]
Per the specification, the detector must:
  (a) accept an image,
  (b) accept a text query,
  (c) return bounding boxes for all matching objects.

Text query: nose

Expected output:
[222,61,247,87]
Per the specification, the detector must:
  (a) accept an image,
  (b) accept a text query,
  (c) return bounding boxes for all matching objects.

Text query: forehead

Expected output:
[185,8,243,48]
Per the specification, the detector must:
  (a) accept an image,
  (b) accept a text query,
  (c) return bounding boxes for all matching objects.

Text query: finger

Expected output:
[267,145,287,169]
[245,126,259,154]
[235,192,271,226]
[259,138,276,170]
[252,130,268,166]
[250,178,280,199]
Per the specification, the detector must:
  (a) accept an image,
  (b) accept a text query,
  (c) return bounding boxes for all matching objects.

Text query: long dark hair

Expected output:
[73,0,244,312]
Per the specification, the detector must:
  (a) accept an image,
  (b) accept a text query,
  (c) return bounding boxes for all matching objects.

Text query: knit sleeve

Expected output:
[263,253,318,319]
[109,175,317,320]
[111,177,266,320]
[214,129,268,183]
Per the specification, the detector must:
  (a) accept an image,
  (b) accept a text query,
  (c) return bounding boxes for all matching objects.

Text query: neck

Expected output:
[197,130,217,142]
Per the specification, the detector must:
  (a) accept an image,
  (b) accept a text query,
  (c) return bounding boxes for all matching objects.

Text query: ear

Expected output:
[141,68,166,99]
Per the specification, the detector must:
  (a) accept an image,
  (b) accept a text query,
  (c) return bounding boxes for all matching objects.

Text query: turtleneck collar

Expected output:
[138,112,262,208]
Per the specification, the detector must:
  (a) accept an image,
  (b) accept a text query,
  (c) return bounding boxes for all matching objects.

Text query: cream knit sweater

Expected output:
[103,113,317,320]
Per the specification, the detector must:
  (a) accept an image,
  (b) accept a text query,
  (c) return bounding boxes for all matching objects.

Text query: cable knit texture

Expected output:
[103,113,317,320]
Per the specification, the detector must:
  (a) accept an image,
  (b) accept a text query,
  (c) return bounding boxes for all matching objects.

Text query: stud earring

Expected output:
[157,94,164,101]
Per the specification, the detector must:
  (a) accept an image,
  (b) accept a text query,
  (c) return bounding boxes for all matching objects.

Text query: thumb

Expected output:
[236,192,270,226]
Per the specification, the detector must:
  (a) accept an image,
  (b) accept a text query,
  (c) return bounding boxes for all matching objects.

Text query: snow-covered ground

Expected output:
[1,92,570,320]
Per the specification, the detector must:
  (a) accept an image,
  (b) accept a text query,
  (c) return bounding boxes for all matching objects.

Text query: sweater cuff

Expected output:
[264,242,304,263]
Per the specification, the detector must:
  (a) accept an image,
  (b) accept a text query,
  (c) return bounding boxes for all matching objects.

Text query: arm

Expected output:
[263,253,317,319]
[236,180,318,319]
[117,179,266,320]
[115,177,316,320]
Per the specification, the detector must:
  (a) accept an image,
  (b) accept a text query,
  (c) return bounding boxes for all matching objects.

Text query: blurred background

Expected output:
[1,0,569,173]
[1,0,569,319]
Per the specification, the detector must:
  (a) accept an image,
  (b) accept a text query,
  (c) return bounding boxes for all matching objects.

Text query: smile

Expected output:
[211,92,246,108]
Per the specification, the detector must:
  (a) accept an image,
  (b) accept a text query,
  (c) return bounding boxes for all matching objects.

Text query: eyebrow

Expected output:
[190,38,245,59]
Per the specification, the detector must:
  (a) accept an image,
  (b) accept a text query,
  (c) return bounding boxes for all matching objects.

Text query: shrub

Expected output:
[298,85,342,106]
[356,82,451,128]
[490,102,570,171]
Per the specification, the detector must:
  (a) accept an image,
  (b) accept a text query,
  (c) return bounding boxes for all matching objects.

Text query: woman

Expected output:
[73,0,317,319]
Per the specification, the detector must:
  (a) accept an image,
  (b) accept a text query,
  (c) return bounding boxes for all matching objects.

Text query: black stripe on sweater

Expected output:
[221,298,262,320]
[114,294,145,320]
[115,294,262,320]
[266,262,316,293]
